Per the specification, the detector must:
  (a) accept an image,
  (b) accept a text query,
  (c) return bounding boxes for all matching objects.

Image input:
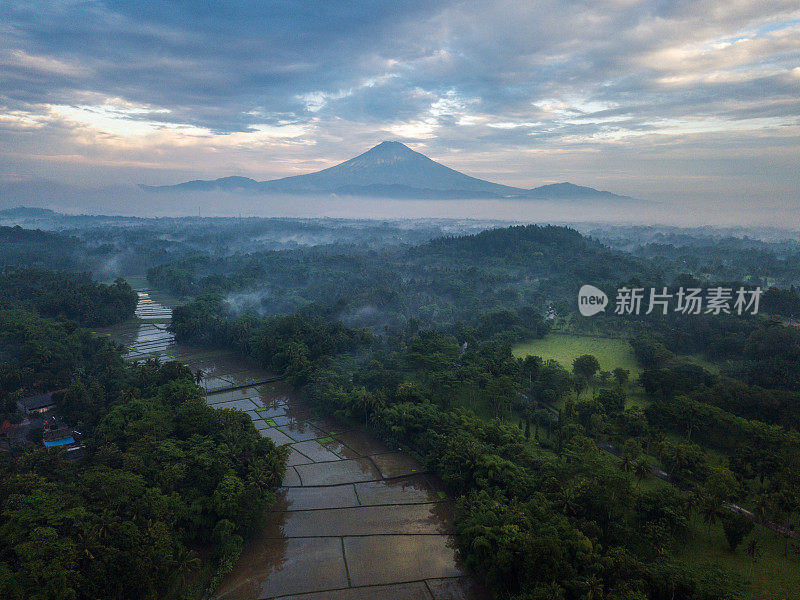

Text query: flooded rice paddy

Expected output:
[101,290,486,599]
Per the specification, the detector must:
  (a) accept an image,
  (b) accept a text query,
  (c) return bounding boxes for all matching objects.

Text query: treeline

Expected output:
[640,361,800,432]
[646,394,800,457]
[0,224,187,280]
[175,293,742,598]
[0,284,287,598]
[627,236,800,291]
[0,268,138,327]
[302,333,739,599]
[634,319,800,419]
[170,294,372,384]
[620,282,800,388]
[420,224,651,283]
[631,321,800,552]
[646,394,800,533]
[0,226,82,271]
[149,224,652,335]
[0,311,123,414]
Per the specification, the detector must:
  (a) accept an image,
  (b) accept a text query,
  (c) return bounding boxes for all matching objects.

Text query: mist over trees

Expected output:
[3,213,800,599]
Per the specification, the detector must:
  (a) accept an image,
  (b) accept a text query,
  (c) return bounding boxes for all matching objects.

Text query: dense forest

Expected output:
[3,212,800,599]
[0,226,85,271]
[0,271,287,599]
[151,225,653,338]
[0,268,137,327]
[171,289,778,598]
[0,210,488,279]
[167,225,800,600]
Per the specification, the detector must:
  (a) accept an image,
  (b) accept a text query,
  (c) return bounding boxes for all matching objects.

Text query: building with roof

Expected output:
[16,392,57,415]
[42,424,84,461]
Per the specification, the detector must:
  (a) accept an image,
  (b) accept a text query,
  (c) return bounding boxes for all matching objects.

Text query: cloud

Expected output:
[0,0,798,207]
[2,49,90,77]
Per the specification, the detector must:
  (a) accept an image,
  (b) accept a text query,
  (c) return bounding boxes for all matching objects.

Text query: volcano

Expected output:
[141,141,634,201]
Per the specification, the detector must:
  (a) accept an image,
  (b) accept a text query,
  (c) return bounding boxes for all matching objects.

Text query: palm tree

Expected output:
[95,509,115,542]
[556,483,581,517]
[194,369,203,385]
[701,499,720,533]
[544,581,565,600]
[621,453,635,473]
[583,574,604,600]
[172,547,201,591]
[359,391,373,427]
[684,491,700,521]
[753,492,772,526]
[658,441,682,477]
[75,529,97,563]
[634,458,650,488]
[248,460,274,493]
[746,538,759,579]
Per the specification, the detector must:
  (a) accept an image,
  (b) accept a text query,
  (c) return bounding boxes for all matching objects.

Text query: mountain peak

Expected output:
[369,140,413,151]
[141,142,636,202]
[373,140,406,148]
[358,140,421,160]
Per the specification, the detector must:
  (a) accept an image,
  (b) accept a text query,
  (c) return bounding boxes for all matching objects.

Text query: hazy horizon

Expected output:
[4,4,800,598]
[2,1,799,219]
[2,184,799,230]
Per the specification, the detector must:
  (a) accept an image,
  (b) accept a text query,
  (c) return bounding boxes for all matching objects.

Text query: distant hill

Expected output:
[0,226,82,271]
[524,182,633,200]
[0,206,58,217]
[141,141,635,201]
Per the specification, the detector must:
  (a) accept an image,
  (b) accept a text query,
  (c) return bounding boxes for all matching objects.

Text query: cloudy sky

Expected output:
[1,0,799,208]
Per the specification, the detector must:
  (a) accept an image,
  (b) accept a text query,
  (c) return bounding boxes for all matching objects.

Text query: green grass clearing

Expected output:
[511,334,723,410]
[512,333,641,377]
[513,334,643,408]
[679,514,800,599]
[683,352,722,375]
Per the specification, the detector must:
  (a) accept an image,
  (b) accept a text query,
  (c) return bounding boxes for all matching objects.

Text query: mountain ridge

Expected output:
[140,141,636,201]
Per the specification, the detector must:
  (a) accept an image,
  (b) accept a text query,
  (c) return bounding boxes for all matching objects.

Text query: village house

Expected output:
[15,391,57,415]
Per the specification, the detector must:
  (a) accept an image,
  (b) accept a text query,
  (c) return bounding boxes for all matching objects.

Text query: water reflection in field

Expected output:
[103,290,486,599]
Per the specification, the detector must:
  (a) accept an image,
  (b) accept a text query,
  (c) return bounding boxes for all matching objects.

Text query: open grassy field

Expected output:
[643,476,800,599]
[512,333,641,377]
[679,514,800,600]
[511,334,800,597]
[684,352,722,375]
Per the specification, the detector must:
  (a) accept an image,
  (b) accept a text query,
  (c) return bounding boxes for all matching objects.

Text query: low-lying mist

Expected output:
[2,180,799,230]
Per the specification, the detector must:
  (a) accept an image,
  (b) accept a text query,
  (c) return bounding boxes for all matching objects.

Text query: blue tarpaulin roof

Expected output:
[44,437,75,447]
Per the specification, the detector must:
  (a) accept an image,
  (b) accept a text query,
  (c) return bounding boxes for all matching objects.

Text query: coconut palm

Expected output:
[634,458,650,488]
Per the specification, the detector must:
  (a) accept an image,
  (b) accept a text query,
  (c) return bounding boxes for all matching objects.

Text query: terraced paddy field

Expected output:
[210,382,482,600]
[102,291,485,600]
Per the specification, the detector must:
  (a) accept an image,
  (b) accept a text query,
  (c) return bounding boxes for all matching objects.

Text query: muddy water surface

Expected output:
[103,290,487,600]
